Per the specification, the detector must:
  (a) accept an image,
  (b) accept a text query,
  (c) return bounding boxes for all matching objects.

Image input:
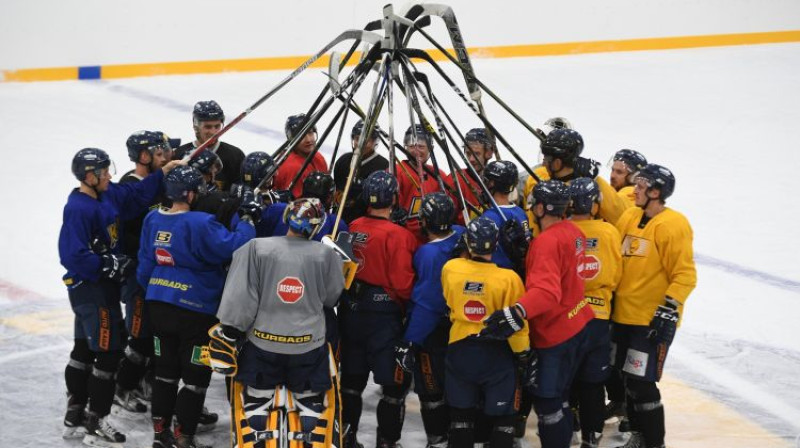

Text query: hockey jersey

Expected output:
[572,218,623,320]
[442,258,529,354]
[349,215,419,303]
[217,237,344,355]
[174,141,245,192]
[404,226,466,345]
[137,209,255,315]
[273,151,328,199]
[59,170,164,286]
[517,220,594,348]
[396,160,446,243]
[613,207,696,326]
[444,169,482,225]
[481,205,531,270]
[617,185,636,209]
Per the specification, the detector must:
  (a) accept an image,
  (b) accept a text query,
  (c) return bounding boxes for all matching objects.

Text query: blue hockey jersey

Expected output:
[59,170,164,286]
[137,209,255,315]
[482,205,530,270]
[403,225,466,345]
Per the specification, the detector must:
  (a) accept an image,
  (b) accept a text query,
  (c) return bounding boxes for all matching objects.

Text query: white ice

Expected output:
[0,41,799,447]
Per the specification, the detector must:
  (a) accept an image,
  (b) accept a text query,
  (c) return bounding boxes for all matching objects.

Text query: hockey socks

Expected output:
[419,394,449,445]
[175,384,208,436]
[533,397,573,448]
[376,388,406,443]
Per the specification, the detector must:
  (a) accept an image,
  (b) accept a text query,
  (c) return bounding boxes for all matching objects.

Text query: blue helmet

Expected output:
[285,113,317,140]
[531,180,571,216]
[635,164,676,200]
[464,128,496,151]
[420,192,455,234]
[483,160,519,194]
[126,130,171,162]
[568,177,601,215]
[72,148,112,181]
[241,151,275,188]
[541,128,584,164]
[465,216,499,255]
[283,198,326,239]
[189,150,223,175]
[404,123,434,150]
[193,100,225,124]
[302,171,335,206]
[351,120,380,140]
[612,149,648,174]
[165,166,206,202]
[361,170,397,209]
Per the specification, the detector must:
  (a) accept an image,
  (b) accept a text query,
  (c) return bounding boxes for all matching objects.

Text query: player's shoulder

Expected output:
[653,207,693,235]
[219,141,244,155]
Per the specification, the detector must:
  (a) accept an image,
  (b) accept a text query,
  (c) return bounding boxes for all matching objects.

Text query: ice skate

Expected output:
[83,411,126,448]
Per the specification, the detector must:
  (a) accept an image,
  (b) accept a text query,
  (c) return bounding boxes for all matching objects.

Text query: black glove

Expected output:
[237,190,263,225]
[648,297,680,345]
[573,157,600,179]
[273,189,293,204]
[499,219,530,263]
[89,236,110,255]
[394,340,415,373]
[101,254,136,283]
[390,207,409,226]
[480,303,526,340]
[229,183,249,199]
[514,349,538,391]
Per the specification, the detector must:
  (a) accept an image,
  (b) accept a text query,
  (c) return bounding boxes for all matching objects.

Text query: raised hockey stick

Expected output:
[185,29,382,161]
[397,55,507,222]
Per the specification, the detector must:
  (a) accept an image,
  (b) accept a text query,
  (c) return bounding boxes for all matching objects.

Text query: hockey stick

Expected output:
[400,48,541,182]
[397,55,507,222]
[186,29,382,161]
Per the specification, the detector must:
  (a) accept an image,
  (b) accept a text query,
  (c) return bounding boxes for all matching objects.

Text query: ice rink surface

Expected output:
[1,41,799,447]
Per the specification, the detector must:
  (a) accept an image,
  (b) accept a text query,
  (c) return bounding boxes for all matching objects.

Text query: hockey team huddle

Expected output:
[58,100,697,448]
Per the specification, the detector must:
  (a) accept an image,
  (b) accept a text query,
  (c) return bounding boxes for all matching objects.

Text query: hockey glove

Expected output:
[648,297,680,345]
[574,157,601,179]
[208,324,240,376]
[514,349,538,391]
[229,183,249,199]
[480,303,527,340]
[394,340,415,373]
[237,190,263,225]
[499,219,530,264]
[390,207,409,226]
[101,254,136,283]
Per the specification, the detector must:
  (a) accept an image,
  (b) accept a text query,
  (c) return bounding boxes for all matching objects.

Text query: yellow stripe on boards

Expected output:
[2,30,799,83]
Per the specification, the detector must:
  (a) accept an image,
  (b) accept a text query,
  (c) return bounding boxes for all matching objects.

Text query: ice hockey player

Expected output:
[59,148,181,446]
[568,177,623,448]
[333,120,390,223]
[608,149,648,207]
[173,100,245,191]
[188,149,243,228]
[208,197,345,447]
[340,170,419,448]
[115,130,174,415]
[396,124,447,242]
[395,192,465,448]
[445,128,496,223]
[522,128,629,231]
[479,160,531,273]
[611,164,696,448]
[441,216,529,448]
[136,165,257,448]
[261,171,348,240]
[273,113,329,199]
[481,180,595,448]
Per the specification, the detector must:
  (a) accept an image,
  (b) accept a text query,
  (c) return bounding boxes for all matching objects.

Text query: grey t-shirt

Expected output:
[217,237,344,355]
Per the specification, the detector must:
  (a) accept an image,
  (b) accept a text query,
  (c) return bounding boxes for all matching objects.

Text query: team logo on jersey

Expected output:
[155,231,172,243]
[578,254,600,280]
[586,238,598,250]
[106,220,119,249]
[155,248,175,266]
[463,300,486,321]
[622,235,649,257]
[408,196,423,218]
[463,282,484,294]
[277,277,304,304]
[352,232,368,246]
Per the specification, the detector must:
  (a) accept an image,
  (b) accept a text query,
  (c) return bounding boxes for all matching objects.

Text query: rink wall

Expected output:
[2,0,799,82]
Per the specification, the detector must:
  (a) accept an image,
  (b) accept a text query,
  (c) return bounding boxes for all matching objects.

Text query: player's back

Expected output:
[572,218,622,320]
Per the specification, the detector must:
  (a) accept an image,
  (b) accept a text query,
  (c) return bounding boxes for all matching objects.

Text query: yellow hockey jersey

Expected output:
[442,258,530,354]
[572,219,622,320]
[617,186,636,209]
[613,207,697,326]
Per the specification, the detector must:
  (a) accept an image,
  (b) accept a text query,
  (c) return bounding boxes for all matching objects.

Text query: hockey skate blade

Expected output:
[81,433,124,448]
